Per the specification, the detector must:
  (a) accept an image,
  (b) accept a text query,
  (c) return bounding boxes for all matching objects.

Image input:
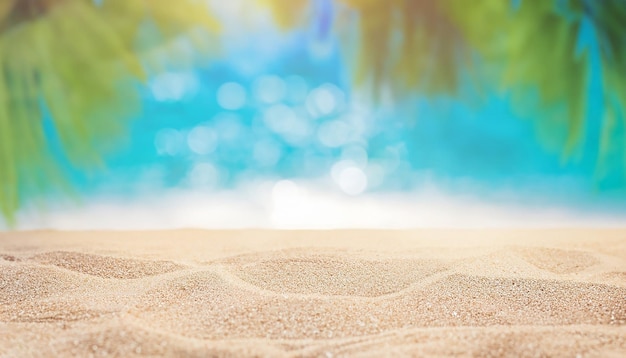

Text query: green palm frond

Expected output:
[590,1,626,174]
[265,0,626,164]
[0,0,220,225]
[476,0,589,155]
[259,0,470,98]
[101,0,220,71]
[258,0,311,29]
[346,0,469,98]
[428,0,626,165]
[0,1,13,23]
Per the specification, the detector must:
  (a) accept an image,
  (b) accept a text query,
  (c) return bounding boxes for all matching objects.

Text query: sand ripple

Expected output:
[132,270,626,342]
[2,230,626,357]
[0,265,80,304]
[31,251,184,279]
[226,251,449,296]
[516,247,600,274]
[0,264,117,323]
[396,274,626,326]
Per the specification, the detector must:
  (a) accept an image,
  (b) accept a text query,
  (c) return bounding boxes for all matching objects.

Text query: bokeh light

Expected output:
[216,82,247,110]
[4,0,626,229]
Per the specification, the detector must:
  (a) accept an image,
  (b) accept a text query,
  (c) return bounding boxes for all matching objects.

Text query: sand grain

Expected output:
[1,229,625,357]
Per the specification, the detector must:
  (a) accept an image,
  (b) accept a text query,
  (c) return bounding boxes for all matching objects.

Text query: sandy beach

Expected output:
[1,229,625,357]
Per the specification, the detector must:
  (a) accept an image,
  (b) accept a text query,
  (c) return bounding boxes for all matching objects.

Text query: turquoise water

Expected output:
[20,1,626,228]
[48,28,623,206]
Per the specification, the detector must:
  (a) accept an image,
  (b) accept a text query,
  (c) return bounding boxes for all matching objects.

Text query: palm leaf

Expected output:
[0,0,220,225]
[265,0,626,165]
[339,0,471,98]
[259,0,470,98]
[589,0,626,178]
[101,0,220,71]
[258,0,311,29]
[496,0,588,155]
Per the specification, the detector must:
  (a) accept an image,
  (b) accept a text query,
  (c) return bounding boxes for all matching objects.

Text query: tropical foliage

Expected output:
[266,0,626,158]
[0,0,218,224]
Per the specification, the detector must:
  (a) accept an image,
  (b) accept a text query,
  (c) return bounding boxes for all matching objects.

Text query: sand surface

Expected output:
[1,229,625,357]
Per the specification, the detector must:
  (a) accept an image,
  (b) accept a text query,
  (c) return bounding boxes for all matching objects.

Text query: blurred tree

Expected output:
[262,0,469,97]
[0,0,219,225]
[452,0,626,168]
[265,0,626,170]
[342,0,468,98]
[260,0,311,29]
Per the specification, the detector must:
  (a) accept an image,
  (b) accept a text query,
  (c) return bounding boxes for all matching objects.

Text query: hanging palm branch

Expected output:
[262,0,470,97]
[265,0,626,166]
[0,0,219,225]
[588,1,626,175]
[100,0,220,71]
[343,0,471,98]
[459,0,626,163]
[454,0,590,155]
[259,0,311,29]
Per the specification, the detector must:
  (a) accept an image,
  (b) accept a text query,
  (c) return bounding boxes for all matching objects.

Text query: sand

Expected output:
[1,229,625,357]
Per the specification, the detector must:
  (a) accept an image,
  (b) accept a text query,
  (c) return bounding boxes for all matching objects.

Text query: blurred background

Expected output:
[2,0,626,229]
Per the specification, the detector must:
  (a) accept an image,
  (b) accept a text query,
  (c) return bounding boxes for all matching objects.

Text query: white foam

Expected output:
[12,180,626,230]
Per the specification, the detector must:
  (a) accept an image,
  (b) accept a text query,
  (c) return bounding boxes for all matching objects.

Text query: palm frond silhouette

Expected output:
[267,0,626,167]
[0,0,218,224]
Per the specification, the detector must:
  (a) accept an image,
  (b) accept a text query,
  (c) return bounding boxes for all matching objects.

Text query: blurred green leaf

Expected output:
[0,0,220,225]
